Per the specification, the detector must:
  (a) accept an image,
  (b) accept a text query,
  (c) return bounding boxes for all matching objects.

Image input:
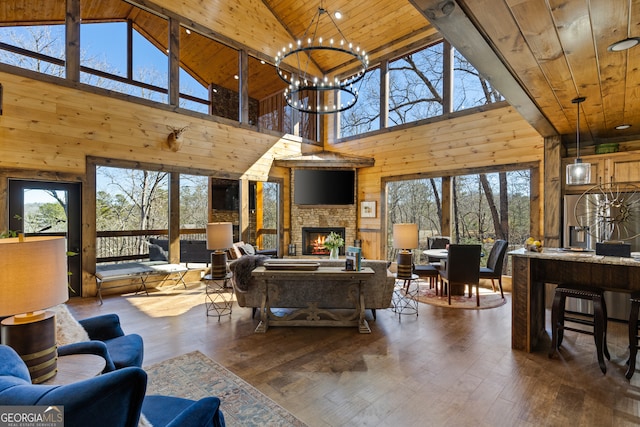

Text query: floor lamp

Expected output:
[0,236,69,383]
[206,222,233,279]
[393,223,418,279]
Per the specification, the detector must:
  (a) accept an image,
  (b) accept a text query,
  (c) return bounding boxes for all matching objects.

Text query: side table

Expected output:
[203,273,234,320]
[42,354,105,385]
[392,273,419,321]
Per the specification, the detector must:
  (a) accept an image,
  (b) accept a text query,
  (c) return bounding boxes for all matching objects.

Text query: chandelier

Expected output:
[275,4,369,114]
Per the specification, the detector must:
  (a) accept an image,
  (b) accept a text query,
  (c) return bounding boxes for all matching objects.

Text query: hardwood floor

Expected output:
[67,281,640,427]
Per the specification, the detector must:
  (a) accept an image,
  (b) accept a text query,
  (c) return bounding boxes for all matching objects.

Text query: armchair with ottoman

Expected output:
[0,344,226,427]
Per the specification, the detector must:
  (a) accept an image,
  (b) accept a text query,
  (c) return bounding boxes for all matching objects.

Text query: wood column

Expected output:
[543,135,562,247]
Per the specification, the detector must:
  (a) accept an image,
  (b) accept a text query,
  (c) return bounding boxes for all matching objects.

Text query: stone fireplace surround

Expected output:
[290,204,357,257]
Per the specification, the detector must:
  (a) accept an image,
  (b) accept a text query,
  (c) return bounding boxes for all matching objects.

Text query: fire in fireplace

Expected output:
[302,227,346,256]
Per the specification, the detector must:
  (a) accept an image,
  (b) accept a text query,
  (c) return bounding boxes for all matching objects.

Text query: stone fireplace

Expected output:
[302,227,346,256]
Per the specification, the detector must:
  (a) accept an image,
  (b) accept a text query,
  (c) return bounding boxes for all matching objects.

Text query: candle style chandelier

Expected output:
[275,4,369,114]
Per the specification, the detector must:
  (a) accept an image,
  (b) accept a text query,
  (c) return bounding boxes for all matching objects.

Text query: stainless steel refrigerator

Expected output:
[555,193,640,320]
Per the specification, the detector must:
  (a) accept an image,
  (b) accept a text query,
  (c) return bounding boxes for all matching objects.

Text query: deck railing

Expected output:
[96,228,277,263]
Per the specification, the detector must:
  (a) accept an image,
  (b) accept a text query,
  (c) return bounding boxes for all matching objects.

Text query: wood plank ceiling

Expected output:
[2,0,639,147]
[411,0,640,147]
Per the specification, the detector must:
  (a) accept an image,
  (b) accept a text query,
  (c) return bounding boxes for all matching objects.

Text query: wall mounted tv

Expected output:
[294,169,355,205]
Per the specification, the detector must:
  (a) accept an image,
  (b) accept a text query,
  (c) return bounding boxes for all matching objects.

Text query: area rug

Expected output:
[412,282,507,310]
[144,351,307,426]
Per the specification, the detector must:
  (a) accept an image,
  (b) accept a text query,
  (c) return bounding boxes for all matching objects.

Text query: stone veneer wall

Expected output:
[290,170,357,256]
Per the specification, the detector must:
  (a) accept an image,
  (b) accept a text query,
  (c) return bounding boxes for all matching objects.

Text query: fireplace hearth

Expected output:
[302,227,346,256]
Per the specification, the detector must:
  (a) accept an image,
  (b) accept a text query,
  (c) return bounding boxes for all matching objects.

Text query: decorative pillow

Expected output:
[242,243,256,255]
[139,414,153,427]
[52,304,90,346]
[229,241,246,260]
[148,243,169,262]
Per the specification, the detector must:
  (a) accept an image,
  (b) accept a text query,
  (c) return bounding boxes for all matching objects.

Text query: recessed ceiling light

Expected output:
[608,37,640,52]
[260,60,266,65]
[234,75,239,80]
[616,124,632,130]
[334,11,342,19]
[185,29,191,35]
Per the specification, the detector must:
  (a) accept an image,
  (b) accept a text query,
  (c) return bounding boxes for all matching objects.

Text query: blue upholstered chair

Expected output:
[0,344,225,427]
[57,313,144,372]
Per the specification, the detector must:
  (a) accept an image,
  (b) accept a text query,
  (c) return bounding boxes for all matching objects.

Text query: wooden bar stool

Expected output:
[626,292,640,379]
[548,285,610,374]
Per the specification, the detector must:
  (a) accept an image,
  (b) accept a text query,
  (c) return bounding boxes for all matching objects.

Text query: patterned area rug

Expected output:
[412,282,507,310]
[144,351,307,426]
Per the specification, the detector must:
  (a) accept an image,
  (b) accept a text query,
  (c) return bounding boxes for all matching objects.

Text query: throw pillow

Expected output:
[139,414,153,427]
[52,304,90,346]
[242,243,256,255]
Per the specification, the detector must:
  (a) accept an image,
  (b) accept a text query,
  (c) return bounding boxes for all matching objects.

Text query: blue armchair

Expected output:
[57,313,144,372]
[0,345,225,427]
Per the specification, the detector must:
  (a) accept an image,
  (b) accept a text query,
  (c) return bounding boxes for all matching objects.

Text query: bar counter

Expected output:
[509,248,640,352]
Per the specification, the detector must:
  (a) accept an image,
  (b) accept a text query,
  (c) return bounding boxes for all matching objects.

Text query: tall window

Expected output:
[339,66,381,138]
[389,43,444,125]
[453,50,503,111]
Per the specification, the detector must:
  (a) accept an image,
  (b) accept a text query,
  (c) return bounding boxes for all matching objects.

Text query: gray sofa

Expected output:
[229,257,395,319]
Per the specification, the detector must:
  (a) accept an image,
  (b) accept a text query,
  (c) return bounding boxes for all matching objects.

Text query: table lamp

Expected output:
[0,235,69,383]
[393,223,418,279]
[206,222,233,279]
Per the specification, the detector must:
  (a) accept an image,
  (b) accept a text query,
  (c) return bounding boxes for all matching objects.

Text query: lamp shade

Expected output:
[0,236,68,317]
[206,222,233,250]
[393,223,418,250]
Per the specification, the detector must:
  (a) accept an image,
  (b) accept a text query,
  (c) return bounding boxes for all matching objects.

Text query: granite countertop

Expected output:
[509,247,640,266]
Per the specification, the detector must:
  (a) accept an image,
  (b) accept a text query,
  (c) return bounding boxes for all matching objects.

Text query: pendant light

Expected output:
[566,96,591,185]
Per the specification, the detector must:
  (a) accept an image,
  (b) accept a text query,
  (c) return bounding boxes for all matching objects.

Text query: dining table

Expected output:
[422,249,449,260]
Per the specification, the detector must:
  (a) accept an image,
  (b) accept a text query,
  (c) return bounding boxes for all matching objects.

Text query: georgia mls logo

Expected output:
[0,405,64,427]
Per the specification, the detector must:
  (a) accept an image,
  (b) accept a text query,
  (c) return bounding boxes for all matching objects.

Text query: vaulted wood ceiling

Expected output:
[1,0,639,147]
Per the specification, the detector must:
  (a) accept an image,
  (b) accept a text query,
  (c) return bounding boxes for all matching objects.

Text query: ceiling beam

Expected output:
[408,0,558,138]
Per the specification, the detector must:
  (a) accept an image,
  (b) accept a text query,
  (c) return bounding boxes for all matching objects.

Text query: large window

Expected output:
[389,43,444,125]
[386,169,530,272]
[339,42,503,139]
[340,66,381,138]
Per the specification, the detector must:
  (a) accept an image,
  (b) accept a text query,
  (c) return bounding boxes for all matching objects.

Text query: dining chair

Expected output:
[479,239,508,299]
[439,244,482,306]
[426,236,450,266]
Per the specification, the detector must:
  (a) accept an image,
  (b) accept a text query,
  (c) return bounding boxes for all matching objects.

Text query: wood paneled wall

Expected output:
[0,69,545,293]
[0,70,299,296]
[327,104,545,259]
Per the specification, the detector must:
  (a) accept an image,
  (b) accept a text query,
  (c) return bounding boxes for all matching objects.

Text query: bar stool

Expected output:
[548,285,610,374]
[626,292,640,379]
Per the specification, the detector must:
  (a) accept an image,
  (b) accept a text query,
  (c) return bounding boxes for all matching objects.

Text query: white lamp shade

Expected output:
[393,223,418,250]
[206,222,234,250]
[566,160,591,185]
[0,236,68,317]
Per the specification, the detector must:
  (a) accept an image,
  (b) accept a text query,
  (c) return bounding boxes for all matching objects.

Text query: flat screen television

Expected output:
[294,169,355,205]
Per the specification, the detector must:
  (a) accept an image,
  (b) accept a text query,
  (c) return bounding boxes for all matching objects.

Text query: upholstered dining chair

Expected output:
[479,239,508,299]
[426,236,450,264]
[439,244,482,306]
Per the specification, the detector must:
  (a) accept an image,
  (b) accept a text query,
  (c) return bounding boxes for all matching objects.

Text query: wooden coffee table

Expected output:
[43,354,106,385]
